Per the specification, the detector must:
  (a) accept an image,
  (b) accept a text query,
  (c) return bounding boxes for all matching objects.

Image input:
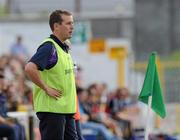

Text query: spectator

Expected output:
[77,87,122,140]
[10,35,29,62]
[0,55,32,112]
[0,55,9,70]
[108,87,140,139]
[0,116,16,140]
[0,72,26,140]
[85,84,123,138]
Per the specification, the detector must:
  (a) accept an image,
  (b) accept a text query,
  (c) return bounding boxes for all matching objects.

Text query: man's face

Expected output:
[56,15,74,41]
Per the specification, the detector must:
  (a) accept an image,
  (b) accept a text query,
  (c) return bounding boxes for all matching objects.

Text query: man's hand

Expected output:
[0,116,6,124]
[0,116,14,127]
[45,87,62,100]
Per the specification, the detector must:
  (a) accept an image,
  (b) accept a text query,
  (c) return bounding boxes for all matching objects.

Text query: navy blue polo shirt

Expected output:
[30,34,69,71]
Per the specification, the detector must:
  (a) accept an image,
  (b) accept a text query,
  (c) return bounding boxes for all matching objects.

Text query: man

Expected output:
[0,72,25,140]
[0,116,16,140]
[25,10,78,140]
[0,73,15,140]
[10,35,29,62]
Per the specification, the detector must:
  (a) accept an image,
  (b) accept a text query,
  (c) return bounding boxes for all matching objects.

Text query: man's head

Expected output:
[49,10,74,42]
[17,35,22,43]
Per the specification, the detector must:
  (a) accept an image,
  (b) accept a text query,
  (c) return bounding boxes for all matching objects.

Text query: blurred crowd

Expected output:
[75,68,142,140]
[0,55,32,113]
[0,35,144,140]
[0,35,32,139]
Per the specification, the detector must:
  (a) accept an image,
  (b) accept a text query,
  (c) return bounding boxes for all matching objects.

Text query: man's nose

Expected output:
[71,25,74,30]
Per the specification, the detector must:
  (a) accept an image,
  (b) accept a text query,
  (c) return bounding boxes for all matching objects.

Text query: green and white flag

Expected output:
[138,52,166,118]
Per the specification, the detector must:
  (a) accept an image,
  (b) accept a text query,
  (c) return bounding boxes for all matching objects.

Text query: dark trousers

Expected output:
[37,112,78,140]
[0,124,16,140]
[75,120,85,140]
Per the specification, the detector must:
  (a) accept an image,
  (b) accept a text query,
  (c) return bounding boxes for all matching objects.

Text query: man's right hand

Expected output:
[25,62,62,100]
[45,87,62,100]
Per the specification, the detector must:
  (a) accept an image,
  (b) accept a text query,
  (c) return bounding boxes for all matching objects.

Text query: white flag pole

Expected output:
[145,96,152,140]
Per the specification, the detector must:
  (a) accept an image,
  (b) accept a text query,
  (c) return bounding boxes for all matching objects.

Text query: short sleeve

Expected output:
[29,42,54,71]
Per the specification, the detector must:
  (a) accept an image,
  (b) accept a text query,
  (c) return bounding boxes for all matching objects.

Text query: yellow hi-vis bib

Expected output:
[33,38,76,113]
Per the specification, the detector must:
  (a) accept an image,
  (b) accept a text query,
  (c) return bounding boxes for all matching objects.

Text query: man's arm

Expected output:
[25,62,48,91]
[0,116,6,124]
[24,62,61,99]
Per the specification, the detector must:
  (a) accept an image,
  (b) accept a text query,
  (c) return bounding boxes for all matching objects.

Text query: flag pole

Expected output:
[145,95,152,140]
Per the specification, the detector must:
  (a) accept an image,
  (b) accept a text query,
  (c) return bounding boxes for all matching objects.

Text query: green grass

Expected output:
[0,6,7,16]
[163,51,180,61]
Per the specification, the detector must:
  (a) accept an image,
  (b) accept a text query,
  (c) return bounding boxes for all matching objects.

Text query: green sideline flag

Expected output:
[138,52,166,118]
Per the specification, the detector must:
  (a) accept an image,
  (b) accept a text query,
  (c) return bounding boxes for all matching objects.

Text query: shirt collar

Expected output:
[50,34,69,53]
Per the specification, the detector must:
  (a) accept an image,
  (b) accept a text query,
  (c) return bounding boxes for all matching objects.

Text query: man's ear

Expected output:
[54,23,60,30]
